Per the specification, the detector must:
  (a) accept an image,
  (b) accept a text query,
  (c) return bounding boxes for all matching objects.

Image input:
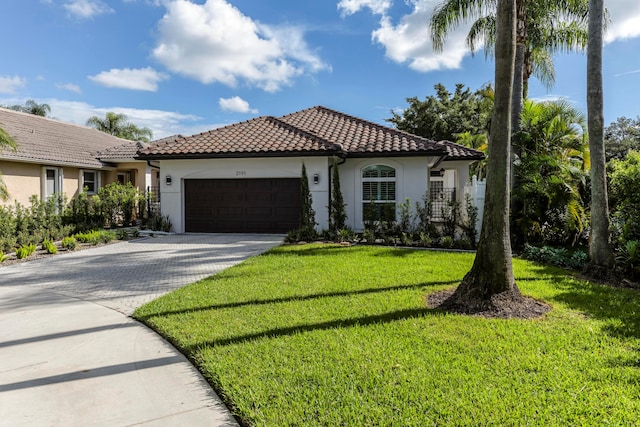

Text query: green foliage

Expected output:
[287,163,318,242]
[329,158,347,233]
[86,111,153,142]
[608,150,640,242]
[4,99,51,117]
[414,192,432,235]
[440,199,461,239]
[512,99,590,247]
[15,243,36,259]
[605,116,640,161]
[116,229,128,240]
[418,231,433,247]
[148,213,172,232]
[74,230,115,245]
[522,244,589,270]
[615,240,640,280]
[42,239,58,254]
[96,182,146,227]
[61,236,77,250]
[439,235,454,249]
[461,194,478,247]
[0,251,8,262]
[387,83,493,141]
[397,198,413,234]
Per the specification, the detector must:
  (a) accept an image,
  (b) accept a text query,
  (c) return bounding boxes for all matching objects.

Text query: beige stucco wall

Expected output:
[0,161,41,206]
[103,161,157,192]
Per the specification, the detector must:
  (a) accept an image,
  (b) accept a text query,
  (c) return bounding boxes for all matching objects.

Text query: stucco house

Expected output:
[138,106,484,234]
[0,107,158,207]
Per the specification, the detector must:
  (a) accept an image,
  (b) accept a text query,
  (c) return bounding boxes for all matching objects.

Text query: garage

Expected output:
[184,178,301,233]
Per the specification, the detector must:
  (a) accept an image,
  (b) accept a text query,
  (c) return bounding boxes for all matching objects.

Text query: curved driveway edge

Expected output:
[0,234,283,426]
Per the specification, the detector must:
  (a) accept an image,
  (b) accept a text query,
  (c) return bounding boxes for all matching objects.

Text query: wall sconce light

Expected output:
[313,173,319,184]
[165,175,172,186]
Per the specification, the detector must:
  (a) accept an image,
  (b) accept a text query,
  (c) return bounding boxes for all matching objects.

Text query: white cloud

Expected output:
[341,0,474,72]
[337,0,391,16]
[0,97,216,139]
[152,0,329,92]
[56,83,82,94]
[605,1,640,42]
[0,75,26,94]
[614,69,640,77]
[64,0,113,19]
[219,96,258,114]
[88,67,168,91]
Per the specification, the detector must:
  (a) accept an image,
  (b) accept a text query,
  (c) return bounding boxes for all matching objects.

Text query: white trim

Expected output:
[80,169,101,194]
[354,159,404,230]
[41,166,63,200]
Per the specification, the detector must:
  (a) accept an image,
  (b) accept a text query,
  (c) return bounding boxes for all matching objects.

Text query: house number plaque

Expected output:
[235,170,247,176]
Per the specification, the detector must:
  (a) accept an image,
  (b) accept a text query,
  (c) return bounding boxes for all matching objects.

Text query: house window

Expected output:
[117,172,131,185]
[42,167,63,200]
[362,164,396,222]
[80,170,99,194]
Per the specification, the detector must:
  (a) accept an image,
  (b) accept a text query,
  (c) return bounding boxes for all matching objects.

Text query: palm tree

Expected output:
[86,112,153,142]
[441,0,521,312]
[0,127,18,201]
[512,99,590,246]
[586,0,614,274]
[430,0,589,131]
[5,99,51,117]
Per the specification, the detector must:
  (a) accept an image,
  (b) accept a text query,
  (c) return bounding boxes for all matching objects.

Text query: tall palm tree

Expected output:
[86,112,153,142]
[6,99,51,117]
[586,0,614,273]
[442,0,521,311]
[430,0,589,131]
[0,127,18,201]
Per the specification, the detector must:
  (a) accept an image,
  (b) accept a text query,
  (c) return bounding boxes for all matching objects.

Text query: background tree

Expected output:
[604,116,640,161]
[86,112,153,142]
[586,0,614,274]
[441,0,522,312]
[387,83,494,141]
[0,127,18,201]
[4,99,51,117]
[608,151,640,243]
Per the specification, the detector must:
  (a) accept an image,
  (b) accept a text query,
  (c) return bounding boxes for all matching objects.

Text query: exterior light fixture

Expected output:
[165,175,172,186]
[313,173,319,184]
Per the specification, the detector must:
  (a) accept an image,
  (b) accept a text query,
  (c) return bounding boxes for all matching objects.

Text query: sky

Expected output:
[1,0,640,140]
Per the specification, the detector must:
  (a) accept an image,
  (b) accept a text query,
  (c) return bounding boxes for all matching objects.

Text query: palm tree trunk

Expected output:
[444,0,521,310]
[511,0,526,134]
[586,0,614,273]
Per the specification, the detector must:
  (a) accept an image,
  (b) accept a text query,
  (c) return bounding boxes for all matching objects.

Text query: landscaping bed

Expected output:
[134,244,640,426]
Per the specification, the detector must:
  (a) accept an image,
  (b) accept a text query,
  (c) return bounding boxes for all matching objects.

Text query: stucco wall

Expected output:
[0,161,41,206]
[158,157,329,233]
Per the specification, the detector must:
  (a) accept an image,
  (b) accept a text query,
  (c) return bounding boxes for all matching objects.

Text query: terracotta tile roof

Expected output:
[137,106,484,160]
[97,141,150,160]
[0,107,129,168]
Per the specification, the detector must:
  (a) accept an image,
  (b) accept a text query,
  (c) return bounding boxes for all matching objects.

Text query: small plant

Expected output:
[149,214,173,232]
[400,232,413,246]
[337,228,356,243]
[16,243,36,259]
[440,236,454,249]
[616,240,640,280]
[0,251,9,262]
[132,229,140,238]
[418,231,432,247]
[116,229,128,240]
[397,198,413,235]
[42,239,58,254]
[100,230,116,243]
[522,244,589,270]
[362,229,376,243]
[61,236,77,250]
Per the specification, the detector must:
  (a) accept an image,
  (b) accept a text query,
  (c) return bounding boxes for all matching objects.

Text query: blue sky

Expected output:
[1,0,639,139]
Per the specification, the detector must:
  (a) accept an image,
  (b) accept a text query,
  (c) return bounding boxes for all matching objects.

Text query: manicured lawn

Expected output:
[134,244,640,426]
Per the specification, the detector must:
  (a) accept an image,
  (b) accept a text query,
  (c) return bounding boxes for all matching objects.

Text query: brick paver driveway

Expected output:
[0,233,283,315]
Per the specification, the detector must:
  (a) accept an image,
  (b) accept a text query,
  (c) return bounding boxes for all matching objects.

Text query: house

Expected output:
[138,106,484,234]
[0,107,158,207]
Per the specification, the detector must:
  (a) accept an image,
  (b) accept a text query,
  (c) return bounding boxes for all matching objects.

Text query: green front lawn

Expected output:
[134,244,640,426]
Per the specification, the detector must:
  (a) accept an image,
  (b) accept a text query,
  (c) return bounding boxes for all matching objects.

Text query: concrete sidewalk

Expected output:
[0,234,283,426]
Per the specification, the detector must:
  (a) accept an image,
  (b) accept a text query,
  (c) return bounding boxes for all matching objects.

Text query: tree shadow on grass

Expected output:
[183,307,444,353]
[136,280,459,321]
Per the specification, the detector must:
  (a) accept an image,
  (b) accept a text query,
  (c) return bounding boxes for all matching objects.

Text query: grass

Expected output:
[134,244,640,426]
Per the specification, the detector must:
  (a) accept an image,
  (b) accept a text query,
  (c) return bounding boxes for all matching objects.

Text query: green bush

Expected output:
[522,244,589,270]
[116,229,128,240]
[440,236,454,249]
[42,239,58,254]
[0,251,9,263]
[615,240,640,280]
[148,214,172,232]
[15,243,36,259]
[61,236,77,250]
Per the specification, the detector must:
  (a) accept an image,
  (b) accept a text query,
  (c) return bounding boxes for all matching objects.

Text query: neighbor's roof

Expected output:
[96,141,151,161]
[138,106,484,160]
[0,107,130,168]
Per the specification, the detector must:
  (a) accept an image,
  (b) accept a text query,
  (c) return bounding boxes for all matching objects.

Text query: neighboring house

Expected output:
[138,106,484,234]
[0,107,158,206]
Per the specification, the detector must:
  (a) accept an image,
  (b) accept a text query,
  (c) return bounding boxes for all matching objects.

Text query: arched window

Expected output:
[362,164,396,222]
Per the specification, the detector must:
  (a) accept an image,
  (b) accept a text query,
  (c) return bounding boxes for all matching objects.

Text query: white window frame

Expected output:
[80,169,101,194]
[355,160,403,230]
[41,167,63,200]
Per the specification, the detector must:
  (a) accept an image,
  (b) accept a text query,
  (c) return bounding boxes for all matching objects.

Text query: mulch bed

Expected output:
[427,288,551,319]
[0,240,125,268]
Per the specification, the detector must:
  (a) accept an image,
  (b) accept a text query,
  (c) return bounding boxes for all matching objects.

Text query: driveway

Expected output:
[0,234,283,426]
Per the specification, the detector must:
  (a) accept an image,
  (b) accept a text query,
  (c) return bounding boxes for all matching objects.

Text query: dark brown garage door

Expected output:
[184,178,301,233]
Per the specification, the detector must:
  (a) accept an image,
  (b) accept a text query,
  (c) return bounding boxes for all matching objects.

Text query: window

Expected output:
[362,165,396,222]
[80,170,99,194]
[42,167,63,200]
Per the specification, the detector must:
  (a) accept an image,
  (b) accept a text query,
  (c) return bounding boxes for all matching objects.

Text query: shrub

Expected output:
[418,232,433,248]
[615,240,640,280]
[397,198,413,235]
[149,214,172,232]
[0,251,9,263]
[15,243,36,259]
[74,231,101,245]
[300,163,317,232]
[414,192,432,235]
[522,244,589,270]
[439,236,454,249]
[42,239,58,254]
[329,158,347,233]
[61,236,77,250]
[461,194,479,247]
[116,229,128,240]
[362,229,376,243]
